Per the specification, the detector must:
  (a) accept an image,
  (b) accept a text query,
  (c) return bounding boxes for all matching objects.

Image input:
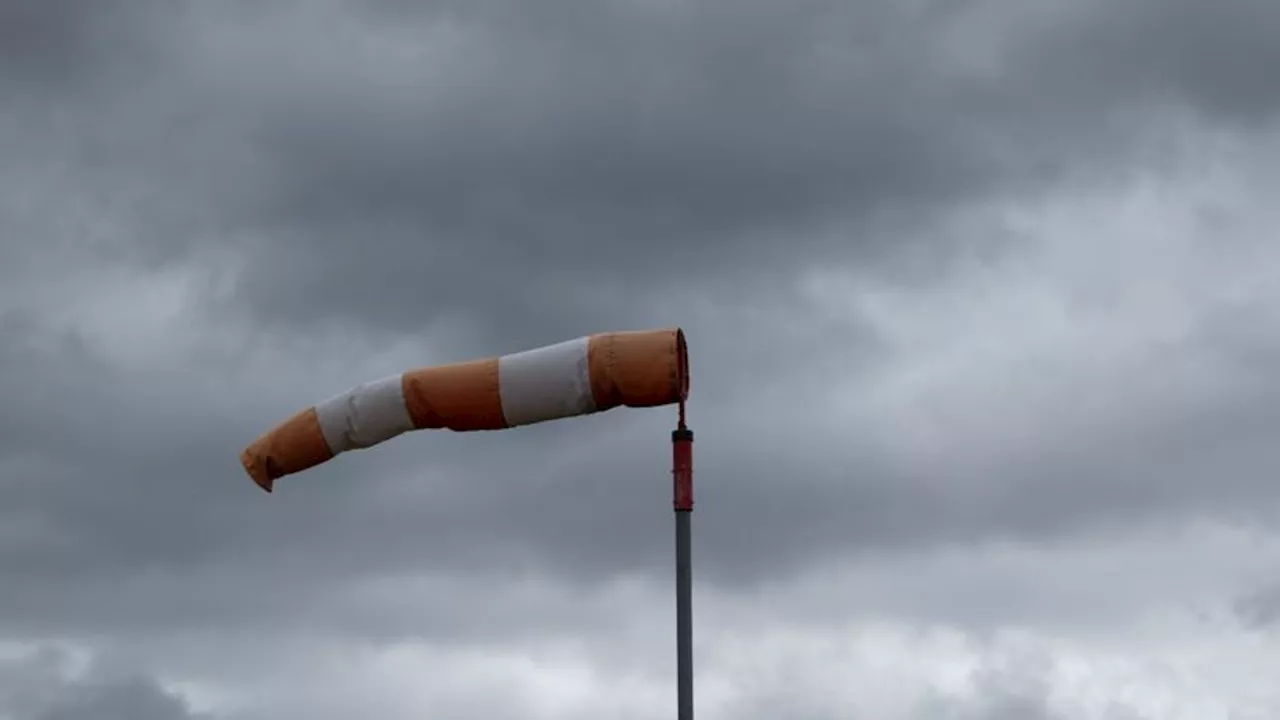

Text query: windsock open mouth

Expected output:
[675,327,689,403]
[240,327,689,492]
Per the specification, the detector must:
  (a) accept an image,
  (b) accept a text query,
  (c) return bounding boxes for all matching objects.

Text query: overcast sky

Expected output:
[3,0,1280,717]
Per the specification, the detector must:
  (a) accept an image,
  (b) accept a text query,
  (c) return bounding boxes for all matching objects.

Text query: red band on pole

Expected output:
[672,420,694,511]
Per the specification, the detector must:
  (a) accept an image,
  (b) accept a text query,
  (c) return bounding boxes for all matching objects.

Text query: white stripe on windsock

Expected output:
[315,373,415,454]
[497,336,597,426]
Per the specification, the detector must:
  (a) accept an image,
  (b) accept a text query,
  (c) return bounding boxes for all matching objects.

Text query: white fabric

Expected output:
[498,336,596,426]
[315,373,414,454]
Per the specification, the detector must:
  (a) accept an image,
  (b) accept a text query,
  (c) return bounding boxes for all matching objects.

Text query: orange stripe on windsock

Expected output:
[239,327,688,492]
[240,407,333,492]
[587,328,688,409]
[402,358,506,431]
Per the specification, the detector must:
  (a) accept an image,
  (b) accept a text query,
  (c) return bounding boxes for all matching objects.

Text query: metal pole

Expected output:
[672,424,694,720]
[675,507,693,719]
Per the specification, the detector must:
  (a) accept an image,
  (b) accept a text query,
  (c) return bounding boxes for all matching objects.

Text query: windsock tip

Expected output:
[239,448,275,493]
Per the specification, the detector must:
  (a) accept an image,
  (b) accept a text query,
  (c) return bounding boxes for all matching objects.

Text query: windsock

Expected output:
[240,328,688,492]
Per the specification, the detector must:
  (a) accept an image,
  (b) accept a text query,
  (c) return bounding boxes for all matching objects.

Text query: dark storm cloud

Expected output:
[10,0,1280,342]
[202,0,1079,336]
[172,0,1280,342]
[5,0,1258,338]
[0,0,176,94]
[1015,0,1280,126]
[0,0,126,84]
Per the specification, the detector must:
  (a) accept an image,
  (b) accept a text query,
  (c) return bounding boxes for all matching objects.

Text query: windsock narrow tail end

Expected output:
[239,406,333,493]
[240,448,274,493]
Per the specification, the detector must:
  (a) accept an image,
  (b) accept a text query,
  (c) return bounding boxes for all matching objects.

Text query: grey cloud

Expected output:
[0,0,173,93]
[199,1,1092,335]
[0,0,122,84]
[1234,582,1280,629]
[1014,0,1280,126]
[14,0,1267,340]
[0,647,207,720]
[718,638,1141,720]
[915,648,1144,720]
[195,0,1280,340]
[7,0,1279,344]
[32,677,206,720]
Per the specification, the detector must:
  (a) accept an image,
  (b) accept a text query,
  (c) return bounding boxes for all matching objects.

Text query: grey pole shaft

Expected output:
[676,508,693,720]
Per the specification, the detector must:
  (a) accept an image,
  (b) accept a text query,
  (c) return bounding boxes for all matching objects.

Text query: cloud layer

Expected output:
[4,1,1280,717]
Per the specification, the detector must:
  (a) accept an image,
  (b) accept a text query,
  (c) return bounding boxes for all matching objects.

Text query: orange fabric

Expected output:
[401,358,506,431]
[587,328,687,409]
[239,407,333,492]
